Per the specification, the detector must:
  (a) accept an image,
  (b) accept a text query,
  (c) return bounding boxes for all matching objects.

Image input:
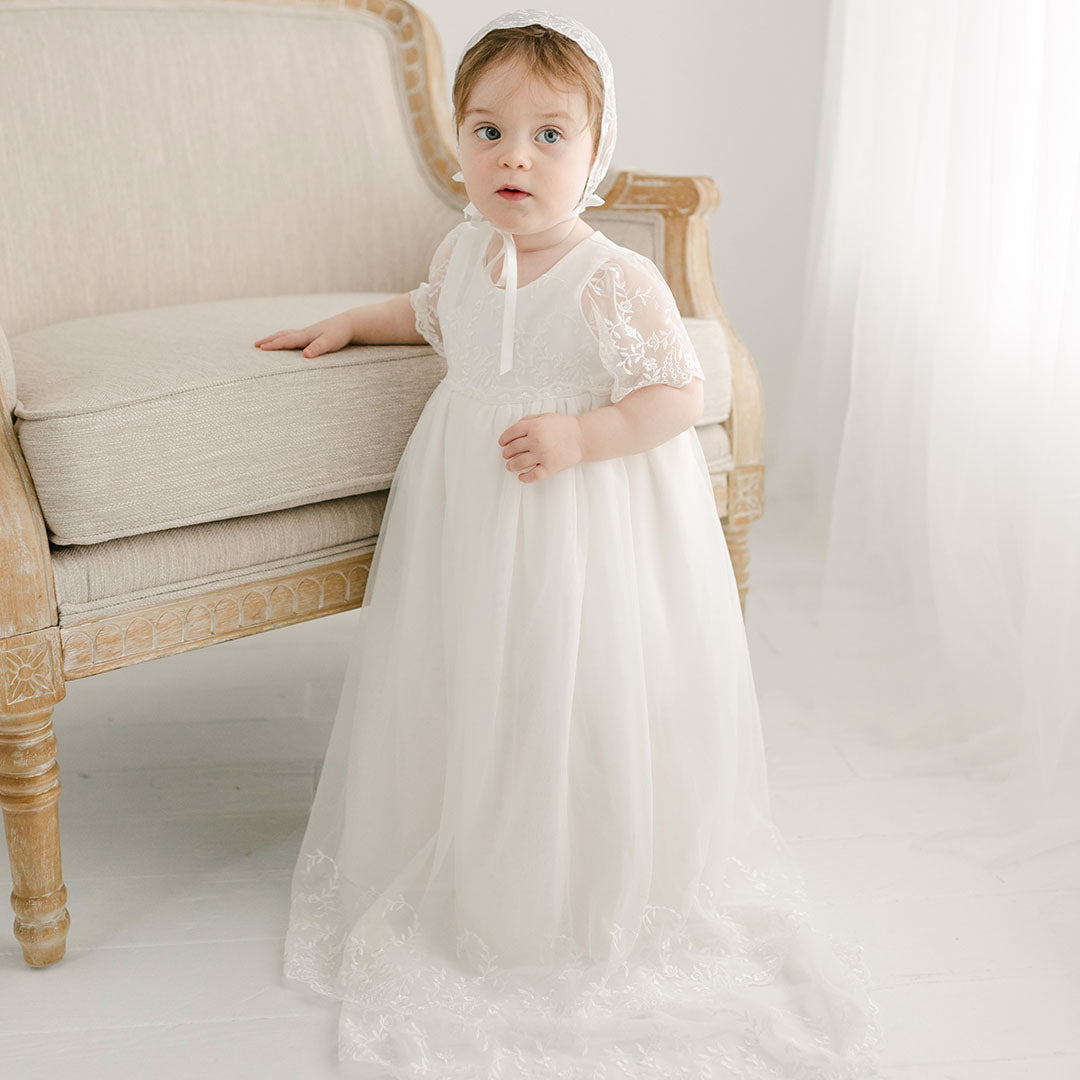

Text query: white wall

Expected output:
[420,0,831,472]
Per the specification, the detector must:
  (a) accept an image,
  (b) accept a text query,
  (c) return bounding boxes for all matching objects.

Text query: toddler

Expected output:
[260,9,884,1078]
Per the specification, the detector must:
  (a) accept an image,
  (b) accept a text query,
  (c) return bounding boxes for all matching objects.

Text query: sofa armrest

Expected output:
[0,380,58,638]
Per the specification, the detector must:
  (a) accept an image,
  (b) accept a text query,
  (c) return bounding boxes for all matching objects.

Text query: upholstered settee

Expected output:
[0,0,765,968]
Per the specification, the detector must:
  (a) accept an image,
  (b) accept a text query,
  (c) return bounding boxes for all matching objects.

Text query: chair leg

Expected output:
[723,519,751,618]
[718,465,765,619]
[0,630,70,967]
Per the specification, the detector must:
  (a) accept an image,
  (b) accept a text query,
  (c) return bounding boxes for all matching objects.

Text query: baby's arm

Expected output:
[576,380,704,462]
[255,292,426,358]
[350,293,429,347]
[575,251,707,461]
[502,252,709,482]
[258,223,467,358]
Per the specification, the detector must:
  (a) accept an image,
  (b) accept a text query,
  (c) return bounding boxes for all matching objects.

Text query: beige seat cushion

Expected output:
[11,295,733,547]
[12,294,441,545]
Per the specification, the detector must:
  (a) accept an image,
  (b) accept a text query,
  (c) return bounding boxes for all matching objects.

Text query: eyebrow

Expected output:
[463,108,572,121]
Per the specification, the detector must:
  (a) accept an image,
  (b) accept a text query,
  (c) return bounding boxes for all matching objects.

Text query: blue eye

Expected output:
[474,125,562,144]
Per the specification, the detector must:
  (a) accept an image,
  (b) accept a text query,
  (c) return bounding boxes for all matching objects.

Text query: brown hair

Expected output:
[452,24,604,161]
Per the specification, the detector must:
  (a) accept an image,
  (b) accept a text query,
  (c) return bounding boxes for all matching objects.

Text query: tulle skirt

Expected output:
[282,380,885,1078]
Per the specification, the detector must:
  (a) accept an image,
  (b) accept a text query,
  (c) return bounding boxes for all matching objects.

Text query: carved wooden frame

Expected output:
[0,0,765,967]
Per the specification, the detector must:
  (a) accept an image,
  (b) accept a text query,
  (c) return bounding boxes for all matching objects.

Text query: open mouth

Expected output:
[497,186,531,198]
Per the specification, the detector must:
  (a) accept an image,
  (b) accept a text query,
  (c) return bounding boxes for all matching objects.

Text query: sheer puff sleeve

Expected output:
[581,251,706,405]
[409,222,470,359]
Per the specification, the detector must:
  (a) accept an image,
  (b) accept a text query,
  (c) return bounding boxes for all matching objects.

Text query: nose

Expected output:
[497,133,532,171]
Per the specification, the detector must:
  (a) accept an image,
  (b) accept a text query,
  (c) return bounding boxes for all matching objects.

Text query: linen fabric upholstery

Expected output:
[49,490,386,625]
[12,294,440,545]
[0,0,462,349]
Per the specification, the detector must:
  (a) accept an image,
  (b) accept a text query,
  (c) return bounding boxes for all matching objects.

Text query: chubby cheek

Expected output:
[471,150,506,183]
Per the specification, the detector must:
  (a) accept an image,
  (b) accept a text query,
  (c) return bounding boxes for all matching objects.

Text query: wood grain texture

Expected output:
[0,381,59,640]
[60,554,372,679]
[0,627,69,967]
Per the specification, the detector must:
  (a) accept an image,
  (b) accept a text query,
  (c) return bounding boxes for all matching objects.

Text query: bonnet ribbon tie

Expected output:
[487,220,519,377]
[457,192,517,376]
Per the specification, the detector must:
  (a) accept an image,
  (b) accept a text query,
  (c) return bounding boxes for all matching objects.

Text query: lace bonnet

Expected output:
[449,9,618,375]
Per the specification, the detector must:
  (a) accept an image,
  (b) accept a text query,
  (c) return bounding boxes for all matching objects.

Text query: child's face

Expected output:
[456,57,596,242]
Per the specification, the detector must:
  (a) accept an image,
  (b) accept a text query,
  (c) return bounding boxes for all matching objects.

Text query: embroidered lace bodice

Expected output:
[409,220,706,405]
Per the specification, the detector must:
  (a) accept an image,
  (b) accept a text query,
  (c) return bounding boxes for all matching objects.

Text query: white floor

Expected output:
[2,497,1077,1079]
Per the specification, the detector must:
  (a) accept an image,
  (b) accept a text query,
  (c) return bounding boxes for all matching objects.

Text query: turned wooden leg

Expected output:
[0,628,70,967]
[724,520,751,618]
[716,465,765,619]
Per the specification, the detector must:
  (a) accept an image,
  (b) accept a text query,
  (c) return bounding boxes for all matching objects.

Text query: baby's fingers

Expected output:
[303,336,329,358]
[254,330,301,349]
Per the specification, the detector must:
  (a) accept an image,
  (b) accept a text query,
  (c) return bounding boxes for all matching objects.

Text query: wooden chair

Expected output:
[0,0,764,968]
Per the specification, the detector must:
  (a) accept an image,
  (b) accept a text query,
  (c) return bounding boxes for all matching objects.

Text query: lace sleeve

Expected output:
[409,222,469,359]
[580,252,706,405]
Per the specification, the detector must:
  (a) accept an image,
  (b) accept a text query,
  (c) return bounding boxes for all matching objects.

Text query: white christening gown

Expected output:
[282,219,885,1078]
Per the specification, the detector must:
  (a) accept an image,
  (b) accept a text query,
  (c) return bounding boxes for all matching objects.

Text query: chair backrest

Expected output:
[0,0,463,348]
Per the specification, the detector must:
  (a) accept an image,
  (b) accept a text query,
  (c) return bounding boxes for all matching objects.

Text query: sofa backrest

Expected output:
[0,0,463,350]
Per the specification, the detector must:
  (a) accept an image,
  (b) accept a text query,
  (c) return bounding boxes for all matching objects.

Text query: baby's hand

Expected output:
[254,312,354,359]
[498,413,584,483]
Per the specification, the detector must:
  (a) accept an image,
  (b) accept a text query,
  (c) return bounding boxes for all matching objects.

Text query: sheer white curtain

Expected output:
[771,0,1080,865]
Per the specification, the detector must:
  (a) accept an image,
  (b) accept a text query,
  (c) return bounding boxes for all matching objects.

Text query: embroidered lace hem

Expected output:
[283,848,885,1079]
